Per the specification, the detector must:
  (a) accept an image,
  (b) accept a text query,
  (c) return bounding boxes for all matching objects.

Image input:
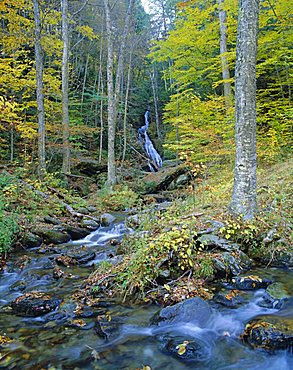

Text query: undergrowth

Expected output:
[90,157,292,302]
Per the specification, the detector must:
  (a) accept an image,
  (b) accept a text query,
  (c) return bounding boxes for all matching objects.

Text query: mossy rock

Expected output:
[242,316,293,351]
[22,232,43,249]
[32,228,70,245]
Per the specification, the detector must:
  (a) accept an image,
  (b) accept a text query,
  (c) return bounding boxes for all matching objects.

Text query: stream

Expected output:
[0,221,292,369]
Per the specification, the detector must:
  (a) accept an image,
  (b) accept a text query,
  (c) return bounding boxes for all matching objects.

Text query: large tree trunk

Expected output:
[61,0,70,174]
[218,0,232,109]
[32,0,46,178]
[103,0,116,186]
[229,0,260,219]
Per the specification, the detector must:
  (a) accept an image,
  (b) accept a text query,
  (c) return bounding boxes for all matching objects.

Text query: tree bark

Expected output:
[229,0,259,219]
[61,0,70,174]
[151,65,160,139]
[122,51,132,163]
[33,0,46,178]
[218,0,233,109]
[103,0,134,186]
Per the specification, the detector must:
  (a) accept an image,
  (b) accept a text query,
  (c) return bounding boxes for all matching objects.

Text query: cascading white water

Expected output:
[138,110,162,172]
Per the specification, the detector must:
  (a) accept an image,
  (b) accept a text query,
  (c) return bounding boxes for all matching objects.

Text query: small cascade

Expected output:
[138,110,162,172]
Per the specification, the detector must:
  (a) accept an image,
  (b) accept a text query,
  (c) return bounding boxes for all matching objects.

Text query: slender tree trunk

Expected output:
[81,46,91,112]
[229,0,260,219]
[33,0,46,178]
[61,0,70,174]
[151,65,160,139]
[218,0,232,109]
[122,52,132,163]
[10,125,14,162]
[99,78,104,163]
[103,0,134,186]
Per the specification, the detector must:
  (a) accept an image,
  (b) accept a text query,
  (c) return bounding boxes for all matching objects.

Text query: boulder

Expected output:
[81,219,100,230]
[242,316,293,351]
[63,225,91,240]
[22,232,43,249]
[151,297,212,327]
[168,173,190,190]
[76,207,90,215]
[229,275,272,290]
[159,334,209,362]
[126,214,140,229]
[213,251,252,278]
[100,213,116,226]
[11,292,60,317]
[66,247,96,264]
[213,290,245,308]
[142,164,189,193]
[44,216,61,225]
[55,246,96,266]
[258,282,290,309]
[32,228,70,245]
[197,234,236,251]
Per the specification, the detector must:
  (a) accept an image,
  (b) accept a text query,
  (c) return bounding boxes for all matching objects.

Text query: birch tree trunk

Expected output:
[151,66,160,139]
[229,0,260,219]
[218,0,232,109]
[103,0,134,186]
[33,0,46,178]
[122,52,132,163]
[61,0,70,174]
[103,0,116,186]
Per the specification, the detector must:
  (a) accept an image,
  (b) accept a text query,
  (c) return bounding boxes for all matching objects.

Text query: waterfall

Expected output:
[138,110,162,172]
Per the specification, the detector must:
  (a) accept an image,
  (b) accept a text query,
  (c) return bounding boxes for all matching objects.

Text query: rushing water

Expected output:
[138,110,163,172]
[0,223,292,369]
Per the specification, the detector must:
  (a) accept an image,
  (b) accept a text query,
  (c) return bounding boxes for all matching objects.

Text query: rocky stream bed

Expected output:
[0,212,292,369]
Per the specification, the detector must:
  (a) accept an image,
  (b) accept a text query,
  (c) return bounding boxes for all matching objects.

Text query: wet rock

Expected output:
[242,316,293,351]
[100,213,116,226]
[67,319,91,329]
[159,334,209,362]
[77,207,90,215]
[66,247,96,264]
[126,214,140,229]
[259,282,290,309]
[43,260,55,270]
[81,219,100,230]
[32,227,70,245]
[55,246,96,266]
[168,173,190,190]
[197,234,236,251]
[63,225,90,240]
[213,290,244,308]
[44,216,61,225]
[142,164,188,193]
[22,232,43,249]
[151,297,212,327]
[87,206,97,213]
[56,255,77,267]
[11,292,60,317]
[14,255,31,269]
[53,267,65,279]
[213,251,252,278]
[94,319,108,338]
[230,275,272,290]
[9,281,26,292]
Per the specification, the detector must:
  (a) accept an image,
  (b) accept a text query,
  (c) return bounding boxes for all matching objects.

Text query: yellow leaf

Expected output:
[164,284,171,292]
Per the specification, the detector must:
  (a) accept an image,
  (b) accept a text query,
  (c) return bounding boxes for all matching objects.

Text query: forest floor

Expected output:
[0,155,292,301]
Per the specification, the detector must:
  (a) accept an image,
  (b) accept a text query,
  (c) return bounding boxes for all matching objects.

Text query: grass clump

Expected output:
[91,185,140,211]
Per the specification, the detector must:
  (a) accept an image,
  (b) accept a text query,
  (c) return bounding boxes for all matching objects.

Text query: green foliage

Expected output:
[93,185,139,211]
[0,197,18,254]
[151,0,292,165]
